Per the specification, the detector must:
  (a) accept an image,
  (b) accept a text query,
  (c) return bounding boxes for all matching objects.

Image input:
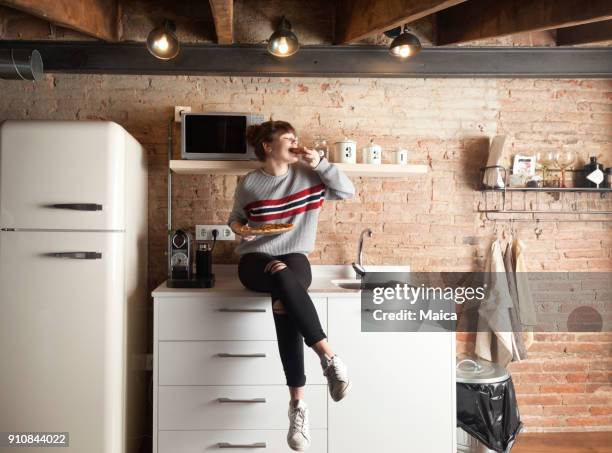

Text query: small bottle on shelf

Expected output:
[582,156,605,188]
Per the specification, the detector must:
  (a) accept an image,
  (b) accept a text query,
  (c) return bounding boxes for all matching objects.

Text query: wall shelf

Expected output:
[476,165,612,223]
[170,160,428,177]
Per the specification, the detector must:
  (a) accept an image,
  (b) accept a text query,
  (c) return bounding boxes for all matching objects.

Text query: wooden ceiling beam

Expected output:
[209,0,233,44]
[436,0,612,46]
[0,0,119,42]
[334,0,467,45]
[557,20,612,45]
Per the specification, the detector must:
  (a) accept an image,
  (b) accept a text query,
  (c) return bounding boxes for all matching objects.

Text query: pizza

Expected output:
[289,146,307,155]
[240,223,294,235]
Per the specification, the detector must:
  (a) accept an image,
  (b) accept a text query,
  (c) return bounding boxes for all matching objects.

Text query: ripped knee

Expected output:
[265,260,287,275]
[272,298,286,314]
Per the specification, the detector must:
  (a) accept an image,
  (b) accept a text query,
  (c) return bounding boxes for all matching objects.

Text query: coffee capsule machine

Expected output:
[167,228,215,288]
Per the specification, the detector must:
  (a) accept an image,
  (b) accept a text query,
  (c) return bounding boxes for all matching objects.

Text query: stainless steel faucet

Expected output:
[352,228,372,278]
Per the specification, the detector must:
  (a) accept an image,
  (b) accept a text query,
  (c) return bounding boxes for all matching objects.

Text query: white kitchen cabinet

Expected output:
[153,279,456,453]
[153,292,329,453]
[327,297,456,453]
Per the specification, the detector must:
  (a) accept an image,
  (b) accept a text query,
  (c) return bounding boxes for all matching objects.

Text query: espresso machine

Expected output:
[167,228,215,288]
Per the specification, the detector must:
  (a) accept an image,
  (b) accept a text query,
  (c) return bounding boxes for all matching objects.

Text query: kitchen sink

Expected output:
[331,265,411,290]
[331,279,363,290]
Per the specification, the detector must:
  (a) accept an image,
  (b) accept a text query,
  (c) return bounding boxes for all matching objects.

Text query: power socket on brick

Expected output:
[195,225,235,241]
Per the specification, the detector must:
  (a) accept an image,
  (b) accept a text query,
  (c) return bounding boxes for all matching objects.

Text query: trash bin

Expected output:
[456,358,523,453]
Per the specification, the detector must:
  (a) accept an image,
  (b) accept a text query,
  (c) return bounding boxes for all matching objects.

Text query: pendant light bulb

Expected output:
[147,20,180,60]
[277,37,290,55]
[389,26,421,59]
[267,16,299,57]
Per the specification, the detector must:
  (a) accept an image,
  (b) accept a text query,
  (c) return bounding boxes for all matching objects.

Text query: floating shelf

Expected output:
[170,160,428,177]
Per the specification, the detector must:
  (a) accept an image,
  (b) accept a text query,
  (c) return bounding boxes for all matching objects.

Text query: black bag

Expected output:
[457,377,523,453]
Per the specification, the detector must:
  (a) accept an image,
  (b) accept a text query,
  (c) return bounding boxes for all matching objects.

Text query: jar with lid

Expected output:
[361,139,382,165]
[333,138,357,164]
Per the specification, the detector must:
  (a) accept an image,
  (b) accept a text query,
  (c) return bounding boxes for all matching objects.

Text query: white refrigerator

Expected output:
[0,120,148,453]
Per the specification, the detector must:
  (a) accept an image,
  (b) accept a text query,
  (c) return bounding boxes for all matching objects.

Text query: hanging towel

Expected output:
[475,240,514,366]
[513,239,537,350]
[504,239,528,361]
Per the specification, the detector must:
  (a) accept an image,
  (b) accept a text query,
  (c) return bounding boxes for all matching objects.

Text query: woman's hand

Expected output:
[301,147,321,169]
[230,221,256,241]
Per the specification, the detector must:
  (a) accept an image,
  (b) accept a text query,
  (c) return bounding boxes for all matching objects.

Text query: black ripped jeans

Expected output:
[238,252,327,387]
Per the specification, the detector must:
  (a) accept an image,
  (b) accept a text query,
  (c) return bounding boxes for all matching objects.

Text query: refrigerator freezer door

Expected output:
[0,121,126,230]
[0,230,125,453]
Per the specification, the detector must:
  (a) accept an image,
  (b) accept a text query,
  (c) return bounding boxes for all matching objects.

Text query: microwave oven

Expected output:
[181,112,264,160]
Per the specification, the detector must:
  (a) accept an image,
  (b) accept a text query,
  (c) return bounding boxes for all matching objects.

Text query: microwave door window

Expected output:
[184,115,247,156]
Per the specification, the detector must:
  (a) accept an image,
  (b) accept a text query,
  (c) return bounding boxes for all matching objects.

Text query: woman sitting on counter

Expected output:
[228,120,355,452]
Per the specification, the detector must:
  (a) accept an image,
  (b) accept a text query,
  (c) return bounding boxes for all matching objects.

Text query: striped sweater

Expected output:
[227,158,355,256]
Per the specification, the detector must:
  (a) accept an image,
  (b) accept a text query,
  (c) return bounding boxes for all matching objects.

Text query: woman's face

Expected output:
[264,131,300,164]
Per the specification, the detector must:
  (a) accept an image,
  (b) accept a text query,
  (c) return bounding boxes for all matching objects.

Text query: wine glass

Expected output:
[555,150,576,188]
[536,151,557,186]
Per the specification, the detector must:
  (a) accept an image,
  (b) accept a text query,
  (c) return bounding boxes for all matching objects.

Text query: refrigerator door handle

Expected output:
[43,252,103,260]
[48,203,103,211]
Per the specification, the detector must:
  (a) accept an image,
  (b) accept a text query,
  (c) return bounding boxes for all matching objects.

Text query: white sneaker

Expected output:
[322,355,351,402]
[287,399,310,451]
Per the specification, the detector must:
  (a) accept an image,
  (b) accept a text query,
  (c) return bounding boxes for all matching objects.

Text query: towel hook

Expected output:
[534,219,543,239]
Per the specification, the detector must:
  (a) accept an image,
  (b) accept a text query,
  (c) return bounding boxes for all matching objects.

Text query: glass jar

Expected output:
[312,137,329,160]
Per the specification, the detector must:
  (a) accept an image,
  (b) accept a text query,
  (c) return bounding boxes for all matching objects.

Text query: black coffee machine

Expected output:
[167,228,215,288]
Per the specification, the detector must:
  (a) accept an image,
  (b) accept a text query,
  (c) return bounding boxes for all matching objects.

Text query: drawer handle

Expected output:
[219,308,267,313]
[217,353,267,358]
[218,442,266,448]
[218,397,266,403]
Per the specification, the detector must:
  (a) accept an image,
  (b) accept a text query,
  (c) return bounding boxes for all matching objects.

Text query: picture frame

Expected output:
[512,154,536,177]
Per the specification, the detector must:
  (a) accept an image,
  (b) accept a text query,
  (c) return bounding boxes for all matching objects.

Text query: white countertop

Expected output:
[152,264,361,298]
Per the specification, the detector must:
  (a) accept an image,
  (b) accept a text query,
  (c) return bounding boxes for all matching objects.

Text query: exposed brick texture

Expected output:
[0,74,610,432]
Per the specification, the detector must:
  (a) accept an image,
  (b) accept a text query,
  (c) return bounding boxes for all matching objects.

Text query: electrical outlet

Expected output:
[196,224,236,241]
[174,105,191,122]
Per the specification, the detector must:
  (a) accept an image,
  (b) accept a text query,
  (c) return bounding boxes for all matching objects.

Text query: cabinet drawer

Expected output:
[158,429,327,453]
[159,341,326,385]
[158,385,327,430]
[157,297,327,341]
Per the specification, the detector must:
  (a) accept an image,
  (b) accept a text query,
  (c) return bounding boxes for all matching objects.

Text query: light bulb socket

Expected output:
[278,16,292,31]
[163,19,176,33]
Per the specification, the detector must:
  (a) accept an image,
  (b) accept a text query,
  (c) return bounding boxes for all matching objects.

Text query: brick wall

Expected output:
[0,74,610,432]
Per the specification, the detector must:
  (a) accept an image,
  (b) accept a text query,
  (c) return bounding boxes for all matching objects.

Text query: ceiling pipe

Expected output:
[0,49,43,81]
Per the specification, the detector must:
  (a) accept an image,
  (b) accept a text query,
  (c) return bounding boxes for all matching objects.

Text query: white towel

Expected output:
[475,240,514,366]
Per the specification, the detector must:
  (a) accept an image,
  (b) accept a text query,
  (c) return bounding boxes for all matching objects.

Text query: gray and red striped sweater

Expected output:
[227,158,355,256]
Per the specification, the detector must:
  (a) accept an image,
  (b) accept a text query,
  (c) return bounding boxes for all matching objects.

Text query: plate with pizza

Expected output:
[240,223,295,236]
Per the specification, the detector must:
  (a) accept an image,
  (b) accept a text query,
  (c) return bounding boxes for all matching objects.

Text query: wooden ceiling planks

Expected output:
[0,0,120,42]
[209,0,233,44]
[557,19,612,46]
[436,0,612,46]
[334,0,467,44]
